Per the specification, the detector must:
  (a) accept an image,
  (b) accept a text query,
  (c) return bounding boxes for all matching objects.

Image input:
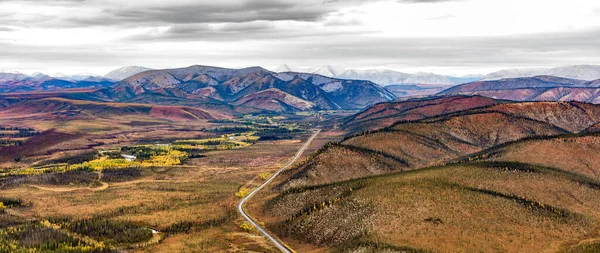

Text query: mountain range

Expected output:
[273,64,482,87]
[96,65,396,113]
[4,64,600,114]
[483,65,600,81]
[0,72,113,93]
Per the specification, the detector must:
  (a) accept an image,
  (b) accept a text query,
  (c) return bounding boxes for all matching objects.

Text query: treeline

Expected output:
[0,127,40,137]
[1,170,98,189]
[4,223,81,249]
[162,216,229,235]
[0,140,22,146]
[120,146,168,160]
[102,168,142,183]
[63,218,152,245]
[37,151,99,166]
[0,221,118,253]
[0,127,35,131]
[0,197,27,208]
[255,127,306,140]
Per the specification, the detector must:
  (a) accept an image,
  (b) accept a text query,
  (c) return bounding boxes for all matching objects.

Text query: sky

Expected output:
[0,0,599,76]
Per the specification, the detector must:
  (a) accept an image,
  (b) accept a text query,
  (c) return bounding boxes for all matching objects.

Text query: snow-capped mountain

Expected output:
[272,65,479,86]
[312,65,345,77]
[104,66,153,81]
[50,73,109,82]
[402,72,454,86]
[546,65,600,81]
[30,72,54,82]
[273,64,293,73]
[0,72,30,82]
[337,69,410,86]
[483,65,600,81]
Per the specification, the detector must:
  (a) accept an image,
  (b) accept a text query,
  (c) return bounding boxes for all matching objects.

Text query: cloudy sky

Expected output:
[0,0,599,76]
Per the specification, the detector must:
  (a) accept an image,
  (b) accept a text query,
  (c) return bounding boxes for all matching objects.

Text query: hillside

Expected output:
[104,65,395,113]
[266,160,600,252]
[260,98,600,252]
[299,100,600,190]
[0,97,232,123]
[341,96,500,133]
[439,76,600,103]
[441,76,588,93]
[463,133,600,181]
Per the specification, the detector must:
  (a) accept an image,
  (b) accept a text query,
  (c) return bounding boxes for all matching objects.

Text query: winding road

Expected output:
[237,129,320,253]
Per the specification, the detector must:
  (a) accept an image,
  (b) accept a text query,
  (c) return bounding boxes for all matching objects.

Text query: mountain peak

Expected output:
[312,65,345,77]
[104,66,152,81]
[274,64,293,73]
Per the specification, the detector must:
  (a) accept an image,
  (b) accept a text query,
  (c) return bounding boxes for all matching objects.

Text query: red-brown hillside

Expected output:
[341,96,500,132]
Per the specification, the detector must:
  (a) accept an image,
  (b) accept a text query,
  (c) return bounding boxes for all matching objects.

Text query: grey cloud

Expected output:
[0,0,597,75]
[0,0,362,28]
[223,28,600,69]
[399,0,464,3]
[0,0,460,29]
[4,27,598,73]
[128,21,374,42]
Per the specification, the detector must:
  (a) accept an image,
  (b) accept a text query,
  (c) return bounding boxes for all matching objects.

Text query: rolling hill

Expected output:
[0,97,233,122]
[260,96,600,252]
[340,95,500,133]
[283,99,600,190]
[439,76,600,103]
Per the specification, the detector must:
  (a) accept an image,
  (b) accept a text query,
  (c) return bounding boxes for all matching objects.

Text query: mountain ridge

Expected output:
[103,65,396,113]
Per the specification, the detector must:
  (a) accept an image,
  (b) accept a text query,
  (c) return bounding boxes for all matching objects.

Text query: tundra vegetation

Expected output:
[248,99,600,253]
[0,111,321,252]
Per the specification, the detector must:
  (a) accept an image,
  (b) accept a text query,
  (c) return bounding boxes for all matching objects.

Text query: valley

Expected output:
[3,65,600,252]
[0,99,334,252]
[2,0,600,251]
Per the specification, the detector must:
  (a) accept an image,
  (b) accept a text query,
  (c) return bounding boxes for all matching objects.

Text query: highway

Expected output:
[237,129,320,253]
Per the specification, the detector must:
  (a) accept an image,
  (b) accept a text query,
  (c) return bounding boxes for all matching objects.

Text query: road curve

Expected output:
[237,129,320,253]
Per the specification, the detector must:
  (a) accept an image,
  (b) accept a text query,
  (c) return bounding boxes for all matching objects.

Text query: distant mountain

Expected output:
[0,72,29,82]
[483,65,600,81]
[442,76,588,93]
[312,65,345,77]
[385,84,450,98]
[104,65,396,113]
[104,66,153,81]
[402,72,454,85]
[0,72,114,93]
[439,76,600,103]
[272,65,481,87]
[337,69,410,86]
[447,74,484,85]
[273,64,293,73]
[546,65,600,81]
